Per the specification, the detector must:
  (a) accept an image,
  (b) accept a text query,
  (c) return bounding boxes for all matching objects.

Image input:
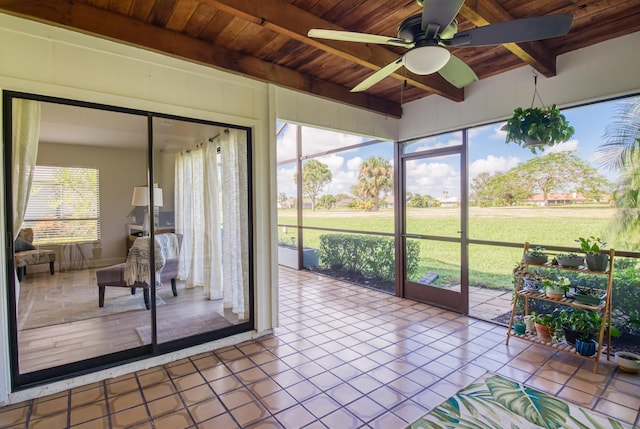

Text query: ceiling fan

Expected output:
[307,0,573,92]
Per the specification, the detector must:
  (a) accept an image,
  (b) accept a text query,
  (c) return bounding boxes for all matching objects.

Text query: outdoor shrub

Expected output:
[318,234,419,282]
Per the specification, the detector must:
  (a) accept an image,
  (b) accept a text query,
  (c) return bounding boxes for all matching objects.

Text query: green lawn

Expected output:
[278,206,615,289]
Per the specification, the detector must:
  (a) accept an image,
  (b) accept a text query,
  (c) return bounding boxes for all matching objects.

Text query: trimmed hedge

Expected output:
[318,234,419,282]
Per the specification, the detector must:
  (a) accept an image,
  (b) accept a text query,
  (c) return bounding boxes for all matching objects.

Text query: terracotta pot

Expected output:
[534,322,552,341]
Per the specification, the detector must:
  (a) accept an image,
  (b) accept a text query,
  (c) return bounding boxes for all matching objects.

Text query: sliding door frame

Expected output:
[3,91,255,390]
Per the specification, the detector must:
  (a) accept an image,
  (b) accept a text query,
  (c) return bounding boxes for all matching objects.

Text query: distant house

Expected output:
[524,192,611,206]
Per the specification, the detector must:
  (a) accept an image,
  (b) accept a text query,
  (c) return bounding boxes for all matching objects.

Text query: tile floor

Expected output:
[0,267,639,428]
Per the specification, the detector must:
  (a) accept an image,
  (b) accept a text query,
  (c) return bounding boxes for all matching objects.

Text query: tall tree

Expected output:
[480,171,532,206]
[511,151,611,206]
[294,159,332,211]
[353,156,393,212]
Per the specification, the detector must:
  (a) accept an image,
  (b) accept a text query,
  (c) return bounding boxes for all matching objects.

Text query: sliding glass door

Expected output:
[3,91,253,388]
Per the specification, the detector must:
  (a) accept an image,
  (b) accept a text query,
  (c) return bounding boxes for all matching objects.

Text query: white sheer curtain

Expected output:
[221,129,249,319]
[11,99,41,300]
[175,141,222,299]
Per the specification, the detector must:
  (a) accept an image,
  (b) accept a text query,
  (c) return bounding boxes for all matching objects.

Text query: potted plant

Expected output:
[614,351,640,373]
[555,253,584,268]
[522,274,545,292]
[541,277,570,299]
[513,316,526,335]
[557,309,599,345]
[501,104,575,154]
[523,247,548,264]
[533,313,555,341]
[570,286,606,307]
[576,236,609,271]
[575,332,598,356]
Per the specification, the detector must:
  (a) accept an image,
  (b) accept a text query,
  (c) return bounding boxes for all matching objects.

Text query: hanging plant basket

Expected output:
[501,105,575,154]
[501,72,575,154]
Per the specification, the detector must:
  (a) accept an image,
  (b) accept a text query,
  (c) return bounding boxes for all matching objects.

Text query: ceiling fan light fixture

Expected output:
[403,45,451,75]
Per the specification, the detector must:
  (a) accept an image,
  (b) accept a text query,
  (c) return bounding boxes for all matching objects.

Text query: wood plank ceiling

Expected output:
[1,0,639,118]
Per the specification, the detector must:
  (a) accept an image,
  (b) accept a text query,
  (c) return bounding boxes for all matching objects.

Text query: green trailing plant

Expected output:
[525,246,546,257]
[501,104,575,154]
[576,236,606,255]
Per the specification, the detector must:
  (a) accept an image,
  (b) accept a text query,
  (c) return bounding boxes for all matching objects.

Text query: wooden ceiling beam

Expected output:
[205,0,464,102]
[460,0,559,77]
[0,0,402,117]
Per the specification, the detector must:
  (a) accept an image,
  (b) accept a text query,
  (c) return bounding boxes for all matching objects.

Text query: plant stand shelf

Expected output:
[506,242,615,373]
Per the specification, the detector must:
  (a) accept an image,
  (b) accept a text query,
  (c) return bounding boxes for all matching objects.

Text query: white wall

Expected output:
[400,32,640,140]
[275,87,399,141]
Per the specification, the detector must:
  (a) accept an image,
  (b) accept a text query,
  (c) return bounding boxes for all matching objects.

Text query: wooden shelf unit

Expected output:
[506,242,615,373]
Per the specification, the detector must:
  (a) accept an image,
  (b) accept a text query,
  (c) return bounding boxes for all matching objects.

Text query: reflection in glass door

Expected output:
[401,148,468,313]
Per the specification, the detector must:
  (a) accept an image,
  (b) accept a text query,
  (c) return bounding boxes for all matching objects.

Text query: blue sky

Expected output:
[277,95,636,200]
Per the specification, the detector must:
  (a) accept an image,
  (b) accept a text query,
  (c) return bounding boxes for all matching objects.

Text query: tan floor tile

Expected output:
[69,401,108,426]
[179,383,216,405]
[200,364,232,382]
[274,404,316,429]
[0,403,29,426]
[106,378,140,396]
[557,386,597,408]
[28,411,68,429]
[260,390,298,414]
[110,405,150,428]
[230,401,269,427]
[188,397,226,423]
[71,386,105,408]
[108,390,144,413]
[173,371,206,391]
[147,394,184,418]
[248,378,282,398]
[137,369,169,388]
[31,396,68,418]
[151,409,194,429]
[141,381,176,402]
[594,399,638,424]
[209,375,242,395]
[71,416,110,428]
[219,387,254,410]
[197,412,240,429]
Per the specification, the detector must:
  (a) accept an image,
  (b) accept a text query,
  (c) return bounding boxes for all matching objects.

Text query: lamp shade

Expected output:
[131,186,164,207]
[403,46,451,75]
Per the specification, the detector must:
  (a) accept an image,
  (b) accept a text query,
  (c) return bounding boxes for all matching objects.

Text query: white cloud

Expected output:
[405,161,460,197]
[347,157,363,172]
[276,165,297,197]
[469,155,521,179]
[544,138,579,154]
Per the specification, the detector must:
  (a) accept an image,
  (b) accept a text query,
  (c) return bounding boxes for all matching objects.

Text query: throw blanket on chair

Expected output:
[124,234,179,286]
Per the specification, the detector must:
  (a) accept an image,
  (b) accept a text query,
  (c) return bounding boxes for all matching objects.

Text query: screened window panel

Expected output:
[23,166,100,244]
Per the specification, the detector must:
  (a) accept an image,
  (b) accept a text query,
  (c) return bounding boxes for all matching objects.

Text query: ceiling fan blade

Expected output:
[438,55,478,88]
[351,58,404,92]
[421,0,465,36]
[444,14,573,47]
[307,29,412,47]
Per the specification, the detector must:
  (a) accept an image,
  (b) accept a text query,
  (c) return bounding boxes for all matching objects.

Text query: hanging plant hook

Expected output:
[530,70,546,110]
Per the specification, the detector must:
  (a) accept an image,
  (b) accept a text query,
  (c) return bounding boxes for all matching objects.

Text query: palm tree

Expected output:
[596,97,640,249]
[356,156,393,212]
